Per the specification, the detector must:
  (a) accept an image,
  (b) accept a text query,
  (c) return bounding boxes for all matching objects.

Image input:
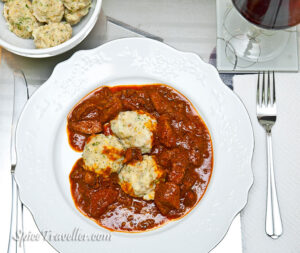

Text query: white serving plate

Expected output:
[0,0,102,58]
[15,38,254,253]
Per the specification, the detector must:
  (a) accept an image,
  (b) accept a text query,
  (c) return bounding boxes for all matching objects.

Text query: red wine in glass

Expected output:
[232,0,300,29]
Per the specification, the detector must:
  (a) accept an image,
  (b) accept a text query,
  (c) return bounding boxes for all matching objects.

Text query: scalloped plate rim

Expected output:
[14,38,254,253]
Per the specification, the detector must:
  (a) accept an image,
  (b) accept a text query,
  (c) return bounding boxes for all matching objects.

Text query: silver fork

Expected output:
[256,71,283,239]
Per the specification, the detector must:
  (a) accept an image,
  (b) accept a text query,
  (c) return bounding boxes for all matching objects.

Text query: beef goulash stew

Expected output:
[68,84,213,232]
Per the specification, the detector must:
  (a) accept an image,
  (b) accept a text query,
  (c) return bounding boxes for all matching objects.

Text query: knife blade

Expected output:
[8,70,29,253]
[106,16,164,42]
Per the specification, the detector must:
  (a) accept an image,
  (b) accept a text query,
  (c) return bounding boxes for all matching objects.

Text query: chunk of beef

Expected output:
[119,89,155,111]
[156,148,188,169]
[149,91,171,114]
[152,145,171,167]
[80,108,100,121]
[123,148,143,164]
[117,189,133,206]
[68,101,102,134]
[181,169,198,193]
[94,87,112,99]
[183,190,197,207]
[188,136,208,166]
[70,87,123,126]
[98,95,123,123]
[68,119,102,134]
[89,87,114,105]
[84,171,98,187]
[155,182,180,215]
[157,115,176,148]
[89,188,118,218]
[87,87,123,123]
[71,102,98,121]
[168,162,186,184]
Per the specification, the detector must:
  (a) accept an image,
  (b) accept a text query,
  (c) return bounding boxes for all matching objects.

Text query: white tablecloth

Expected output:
[0,1,299,252]
[234,73,300,253]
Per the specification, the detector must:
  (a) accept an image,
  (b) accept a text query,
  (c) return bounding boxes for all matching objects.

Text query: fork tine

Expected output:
[262,71,266,105]
[267,71,271,105]
[272,71,276,104]
[257,72,261,106]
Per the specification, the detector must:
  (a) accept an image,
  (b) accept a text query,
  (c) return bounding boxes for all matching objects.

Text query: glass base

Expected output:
[222,6,291,63]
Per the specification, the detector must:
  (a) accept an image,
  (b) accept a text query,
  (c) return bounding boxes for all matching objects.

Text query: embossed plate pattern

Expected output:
[15,38,254,253]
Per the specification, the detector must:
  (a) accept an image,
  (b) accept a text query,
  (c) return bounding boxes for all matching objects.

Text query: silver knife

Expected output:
[106,16,164,42]
[8,70,29,253]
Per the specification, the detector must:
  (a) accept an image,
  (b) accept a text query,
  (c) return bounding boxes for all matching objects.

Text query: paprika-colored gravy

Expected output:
[68,84,213,232]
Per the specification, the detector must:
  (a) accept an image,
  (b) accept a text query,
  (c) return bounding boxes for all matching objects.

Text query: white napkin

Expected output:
[233,73,300,253]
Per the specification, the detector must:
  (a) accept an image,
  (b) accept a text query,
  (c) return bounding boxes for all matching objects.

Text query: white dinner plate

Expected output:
[15,38,254,253]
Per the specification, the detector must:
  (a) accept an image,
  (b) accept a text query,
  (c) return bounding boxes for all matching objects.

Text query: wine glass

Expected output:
[223,0,300,62]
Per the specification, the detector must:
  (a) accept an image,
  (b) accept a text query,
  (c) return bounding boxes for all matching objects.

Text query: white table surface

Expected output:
[0,0,299,252]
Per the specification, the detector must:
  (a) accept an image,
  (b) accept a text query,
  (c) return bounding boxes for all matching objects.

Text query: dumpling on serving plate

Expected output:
[3,0,39,39]
[62,0,90,11]
[32,22,72,48]
[83,134,125,176]
[118,155,164,200]
[64,5,90,25]
[32,0,64,23]
[110,111,157,154]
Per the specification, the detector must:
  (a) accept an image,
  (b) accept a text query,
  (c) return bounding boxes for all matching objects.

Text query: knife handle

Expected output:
[8,174,25,253]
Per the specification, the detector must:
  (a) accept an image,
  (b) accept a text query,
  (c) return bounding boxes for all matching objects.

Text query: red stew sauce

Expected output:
[68,84,213,232]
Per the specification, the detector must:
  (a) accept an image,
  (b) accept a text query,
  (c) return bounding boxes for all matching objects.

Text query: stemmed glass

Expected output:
[224,0,300,62]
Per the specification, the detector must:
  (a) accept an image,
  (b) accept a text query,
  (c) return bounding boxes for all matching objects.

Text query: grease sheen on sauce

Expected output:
[68,84,213,232]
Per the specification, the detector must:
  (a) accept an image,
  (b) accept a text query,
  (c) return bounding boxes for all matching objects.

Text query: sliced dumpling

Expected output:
[110,111,157,154]
[118,155,164,200]
[63,0,90,11]
[32,0,64,23]
[32,22,72,48]
[83,134,125,175]
[64,5,89,25]
[4,0,39,39]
